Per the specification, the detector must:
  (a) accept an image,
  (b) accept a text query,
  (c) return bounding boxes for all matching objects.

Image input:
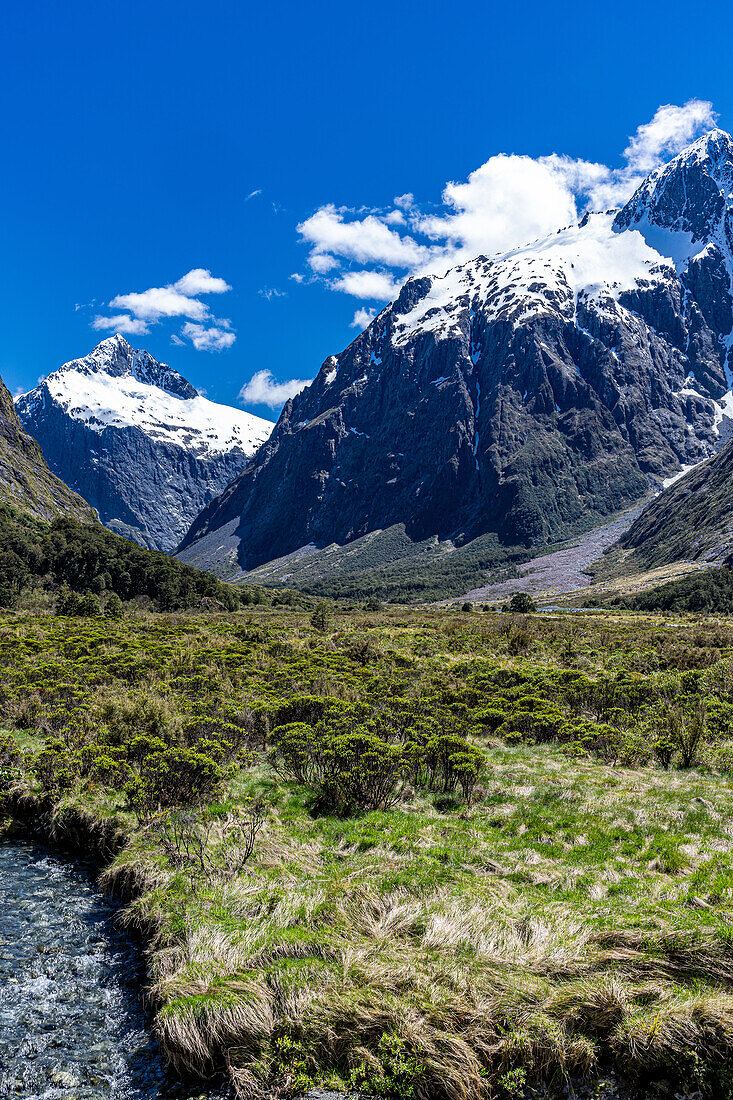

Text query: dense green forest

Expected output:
[0,504,257,611]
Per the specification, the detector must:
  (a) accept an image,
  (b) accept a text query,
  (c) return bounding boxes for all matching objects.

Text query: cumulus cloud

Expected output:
[298,204,430,269]
[92,313,150,335]
[293,100,717,308]
[110,285,210,322]
[173,268,231,296]
[331,270,400,300]
[239,370,311,408]
[415,154,582,262]
[91,268,236,351]
[181,322,236,351]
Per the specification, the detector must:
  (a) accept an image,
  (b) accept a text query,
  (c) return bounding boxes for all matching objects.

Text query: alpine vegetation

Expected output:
[5,603,733,1098]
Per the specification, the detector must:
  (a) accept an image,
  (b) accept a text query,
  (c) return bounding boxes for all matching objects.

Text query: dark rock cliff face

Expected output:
[0,376,94,523]
[16,336,272,551]
[19,395,255,549]
[178,130,733,574]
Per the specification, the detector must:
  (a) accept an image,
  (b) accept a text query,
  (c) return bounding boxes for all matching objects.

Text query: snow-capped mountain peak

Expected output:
[390,212,673,347]
[15,337,274,550]
[18,336,273,458]
[179,129,733,575]
[614,128,733,269]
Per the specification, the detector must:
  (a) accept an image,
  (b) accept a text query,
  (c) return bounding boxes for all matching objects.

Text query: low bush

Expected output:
[126,747,223,816]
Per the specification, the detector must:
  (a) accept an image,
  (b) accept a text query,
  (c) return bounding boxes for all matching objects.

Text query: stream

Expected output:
[0,839,222,1100]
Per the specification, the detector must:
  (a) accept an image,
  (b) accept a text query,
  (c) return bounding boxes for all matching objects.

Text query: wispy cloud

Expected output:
[258,287,287,301]
[239,369,311,408]
[292,100,717,325]
[91,268,236,351]
[246,188,262,201]
[350,307,376,328]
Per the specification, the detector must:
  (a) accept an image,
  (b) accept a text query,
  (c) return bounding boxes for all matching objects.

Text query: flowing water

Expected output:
[0,840,223,1100]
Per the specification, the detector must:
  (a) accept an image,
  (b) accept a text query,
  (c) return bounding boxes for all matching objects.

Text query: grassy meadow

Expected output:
[3,602,733,1098]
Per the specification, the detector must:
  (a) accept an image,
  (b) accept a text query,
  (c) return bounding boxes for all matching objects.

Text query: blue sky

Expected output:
[1,0,732,422]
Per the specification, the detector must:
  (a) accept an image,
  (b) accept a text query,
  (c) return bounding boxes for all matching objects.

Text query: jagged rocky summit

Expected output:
[174,129,733,575]
[16,336,273,550]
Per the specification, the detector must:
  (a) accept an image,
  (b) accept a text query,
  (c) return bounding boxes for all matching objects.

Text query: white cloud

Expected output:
[298,203,430,269]
[258,287,287,301]
[239,370,311,408]
[181,322,236,351]
[174,268,231,296]
[290,272,304,283]
[351,307,376,329]
[110,286,210,322]
[331,270,400,300]
[246,188,262,201]
[308,252,339,274]
[92,313,150,335]
[294,101,718,308]
[92,268,236,350]
[416,154,582,263]
[624,99,717,174]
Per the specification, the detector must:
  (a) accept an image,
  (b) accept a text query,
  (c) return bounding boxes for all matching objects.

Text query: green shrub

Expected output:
[127,748,223,815]
[270,723,322,784]
[33,739,75,793]
[349,1032,421,1099]
[310,603,330,632]
[317,731,405,814]
[56,590,102,617]
[103,592,124,618]
[89,751,130,787]
[127,734,168,765]
[473,706,507,733]
[504,593,537,613]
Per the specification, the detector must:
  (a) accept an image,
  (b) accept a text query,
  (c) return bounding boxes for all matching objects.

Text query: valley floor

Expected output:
[3,604,733,1098]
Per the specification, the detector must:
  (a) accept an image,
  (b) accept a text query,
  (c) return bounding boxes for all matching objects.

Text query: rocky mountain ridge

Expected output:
[177,130,733,582]
[16,336,273,550]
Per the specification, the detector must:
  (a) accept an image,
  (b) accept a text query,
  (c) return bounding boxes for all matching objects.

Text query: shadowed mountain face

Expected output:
[178,130,733,575]
[0,373,94,523]
[16,336,273,550]
[618,440,733,570]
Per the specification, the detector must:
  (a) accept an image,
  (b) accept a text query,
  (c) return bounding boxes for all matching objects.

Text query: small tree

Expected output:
[506,592,537,613]
[104,592,124,618]
[677,701,707,769]
[310,602,330,632]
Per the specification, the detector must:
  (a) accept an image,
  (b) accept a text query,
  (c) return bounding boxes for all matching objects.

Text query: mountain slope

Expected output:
[178,130,733,582]
[16,336,273,550]
[614,440,733,570]
[0,373,94,523]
